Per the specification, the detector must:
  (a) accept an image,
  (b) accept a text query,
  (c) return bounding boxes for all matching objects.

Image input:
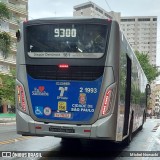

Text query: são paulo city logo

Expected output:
[79,93,87,105]
[32,86,49,96]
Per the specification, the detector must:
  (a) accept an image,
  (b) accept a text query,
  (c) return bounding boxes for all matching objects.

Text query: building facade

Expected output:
[156,66,160,84]
[0,0,28,75]
[155,88,160,109]
[73,1,157,66]
[151,84,160,117]
[120,17,157,66]
[73,1,121,23]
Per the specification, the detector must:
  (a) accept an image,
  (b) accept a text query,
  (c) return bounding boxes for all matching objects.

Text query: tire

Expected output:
[61,137,80,144]
[123,115,133,146]
[139,112,145,131]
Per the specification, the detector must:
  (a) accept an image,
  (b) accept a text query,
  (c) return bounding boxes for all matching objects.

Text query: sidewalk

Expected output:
[0,113,16,125]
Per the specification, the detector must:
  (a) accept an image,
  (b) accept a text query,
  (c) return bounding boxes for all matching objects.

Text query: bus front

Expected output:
[16,18,119,140]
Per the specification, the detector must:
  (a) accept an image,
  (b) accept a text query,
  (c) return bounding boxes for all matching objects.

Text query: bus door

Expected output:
[123,55,132,136]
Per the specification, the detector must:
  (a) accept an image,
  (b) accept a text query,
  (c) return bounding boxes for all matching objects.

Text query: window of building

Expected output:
[138,18,150,21]
[75,4,94,11]
[95,7,103,14]
[153,18,157,21]
[104,13,112,19]
[121,19,135,22]
[81,10,83,15]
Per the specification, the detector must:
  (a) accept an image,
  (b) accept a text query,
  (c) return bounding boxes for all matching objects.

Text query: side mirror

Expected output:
[146,84,151,96]
[16,30,21,42]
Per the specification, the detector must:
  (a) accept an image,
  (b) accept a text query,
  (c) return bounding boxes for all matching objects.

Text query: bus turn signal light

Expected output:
[101,90,112,115]
[17,85,26,112]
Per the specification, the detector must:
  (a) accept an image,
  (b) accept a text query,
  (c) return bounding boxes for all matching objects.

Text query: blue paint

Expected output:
[27,75,102,122]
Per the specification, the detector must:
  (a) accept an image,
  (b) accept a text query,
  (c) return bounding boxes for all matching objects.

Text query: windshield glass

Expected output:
[26,24,108,56]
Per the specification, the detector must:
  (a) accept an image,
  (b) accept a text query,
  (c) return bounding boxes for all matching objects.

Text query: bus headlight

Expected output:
[16,82,29,114]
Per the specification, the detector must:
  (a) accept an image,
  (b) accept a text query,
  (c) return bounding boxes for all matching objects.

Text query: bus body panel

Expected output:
[16,109,116,140]
[16,24,26,66]
[16,64,115,125]
[27,75,102,122]
[115,31,147,141]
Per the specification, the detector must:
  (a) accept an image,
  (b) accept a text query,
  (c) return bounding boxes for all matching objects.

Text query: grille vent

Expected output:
[26,65,104,81]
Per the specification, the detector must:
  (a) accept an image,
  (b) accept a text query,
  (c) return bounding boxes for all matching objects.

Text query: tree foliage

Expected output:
[0,2,10,20]
[0,69,15,106]
[0,2,14,109]
[0,2,11,58]
[135,51,160,83]
[0,32,11,58]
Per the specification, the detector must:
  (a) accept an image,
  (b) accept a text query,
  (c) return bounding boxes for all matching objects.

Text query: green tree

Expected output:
[0,2,10,20]
[0,69,16,107]
[0,2,11,58]
[0,32,11,58]
[135,51,160,83]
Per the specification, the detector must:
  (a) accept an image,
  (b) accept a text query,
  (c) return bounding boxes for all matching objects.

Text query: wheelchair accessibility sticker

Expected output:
[35,106,43,115]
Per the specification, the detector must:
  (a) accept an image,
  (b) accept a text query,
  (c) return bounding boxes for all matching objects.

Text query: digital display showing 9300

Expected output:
[27,24,108,53]
[54,28,77,38]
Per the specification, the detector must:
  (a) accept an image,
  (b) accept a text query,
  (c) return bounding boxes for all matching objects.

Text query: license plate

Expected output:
[58,101,66,111]
[49,126,75,133]
[54,112,71,118]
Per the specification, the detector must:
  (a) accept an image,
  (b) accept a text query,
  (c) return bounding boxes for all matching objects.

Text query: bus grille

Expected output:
[26,65,104,81]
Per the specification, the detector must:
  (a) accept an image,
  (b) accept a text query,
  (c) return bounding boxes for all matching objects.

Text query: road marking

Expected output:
[152,123,160,132]
[153,137,160,145]
[0,136,32,145]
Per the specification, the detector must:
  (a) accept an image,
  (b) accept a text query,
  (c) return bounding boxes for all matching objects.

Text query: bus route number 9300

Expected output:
[54,28,77,38]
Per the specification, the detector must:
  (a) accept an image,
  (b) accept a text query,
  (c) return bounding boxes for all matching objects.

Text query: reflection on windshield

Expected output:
[27,24,107,53]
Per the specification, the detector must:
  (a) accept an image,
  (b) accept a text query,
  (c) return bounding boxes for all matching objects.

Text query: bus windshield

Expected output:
[26,23,108,57]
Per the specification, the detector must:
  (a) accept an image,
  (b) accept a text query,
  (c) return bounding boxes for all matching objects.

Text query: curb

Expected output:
[0,118,16,121]
[0,122,16,126]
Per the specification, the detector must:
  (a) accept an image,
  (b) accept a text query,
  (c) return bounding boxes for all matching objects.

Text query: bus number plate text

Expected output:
[49,126,75,133]
[54,112,71,118]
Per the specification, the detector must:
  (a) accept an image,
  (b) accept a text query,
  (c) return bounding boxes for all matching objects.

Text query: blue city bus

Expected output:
[16,17,149,144]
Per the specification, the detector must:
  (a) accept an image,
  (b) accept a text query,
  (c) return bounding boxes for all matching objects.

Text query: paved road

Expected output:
[0,118,160,159]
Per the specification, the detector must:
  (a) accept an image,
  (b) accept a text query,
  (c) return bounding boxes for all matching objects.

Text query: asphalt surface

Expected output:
[0,117,16,125]
[0,118,160,159]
